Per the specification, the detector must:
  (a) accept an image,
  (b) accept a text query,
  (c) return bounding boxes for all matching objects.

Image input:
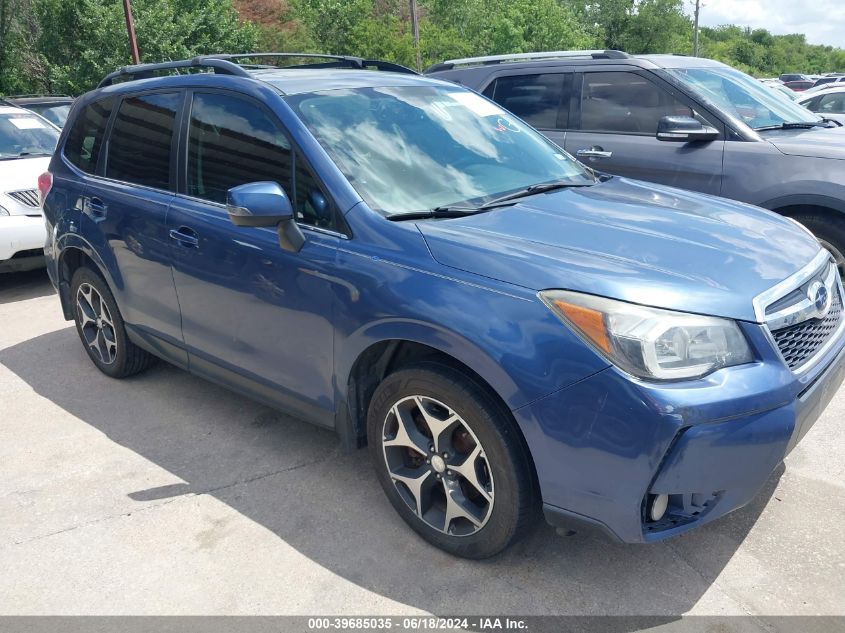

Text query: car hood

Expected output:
[0,156,50,215]
[417,177,821,322]
[761,124,845,160]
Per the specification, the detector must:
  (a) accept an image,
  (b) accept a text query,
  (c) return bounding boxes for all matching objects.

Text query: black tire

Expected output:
[367,361,537,558]
[791,212,845,276]
[70,267,153,378]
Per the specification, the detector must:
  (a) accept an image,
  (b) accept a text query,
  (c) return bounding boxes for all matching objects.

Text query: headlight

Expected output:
[540,290,753,380]
[0,205,8,216]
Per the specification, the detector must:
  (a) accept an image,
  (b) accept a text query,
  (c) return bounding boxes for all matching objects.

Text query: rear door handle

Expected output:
[85,197,107,218]
[576,147,613,159]
[169,226,199,247]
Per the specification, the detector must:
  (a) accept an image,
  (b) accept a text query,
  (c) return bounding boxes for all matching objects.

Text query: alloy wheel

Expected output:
[381,395,494,536]
[76,282,118,365]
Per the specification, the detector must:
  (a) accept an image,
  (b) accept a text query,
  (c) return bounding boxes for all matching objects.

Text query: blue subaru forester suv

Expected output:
[41,54,845,558]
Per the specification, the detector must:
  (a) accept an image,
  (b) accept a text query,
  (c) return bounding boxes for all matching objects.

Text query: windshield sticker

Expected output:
[494,117,521,133]
[448,91,504,117]
[9,117,46,130]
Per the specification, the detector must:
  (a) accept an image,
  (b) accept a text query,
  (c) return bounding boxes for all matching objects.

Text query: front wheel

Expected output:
[367,362,536,558]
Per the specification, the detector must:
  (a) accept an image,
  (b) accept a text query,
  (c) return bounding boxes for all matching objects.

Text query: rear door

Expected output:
[167,90,340,424]
[83,90,185,358]
[564,69,725,195]
[481,71,573,148]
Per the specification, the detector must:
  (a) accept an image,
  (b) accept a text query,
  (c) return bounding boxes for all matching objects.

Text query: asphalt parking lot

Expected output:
[1,269,844,619]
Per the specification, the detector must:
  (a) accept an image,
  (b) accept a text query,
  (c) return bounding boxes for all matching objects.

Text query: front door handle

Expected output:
[169,226,199,247]
[576,147,613,159]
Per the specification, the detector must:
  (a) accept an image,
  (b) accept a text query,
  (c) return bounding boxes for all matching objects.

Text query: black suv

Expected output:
[427,51,845,273]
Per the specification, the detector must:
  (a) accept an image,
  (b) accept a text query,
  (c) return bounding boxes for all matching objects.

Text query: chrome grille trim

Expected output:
[6,189,40,208]
[754,249,845,374]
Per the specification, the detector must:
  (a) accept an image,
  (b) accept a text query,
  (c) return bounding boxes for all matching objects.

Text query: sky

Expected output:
[696,0,845,48]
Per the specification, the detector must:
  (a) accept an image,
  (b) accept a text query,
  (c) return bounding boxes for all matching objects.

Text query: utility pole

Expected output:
[693,0,701,57]
[123,0,141,65]
[409,0,421,72]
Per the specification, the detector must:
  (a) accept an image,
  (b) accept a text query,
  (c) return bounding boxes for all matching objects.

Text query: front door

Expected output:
[564,70,725,195]
[167,90,340,425]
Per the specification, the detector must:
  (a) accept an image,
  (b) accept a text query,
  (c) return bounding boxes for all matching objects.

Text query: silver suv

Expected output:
[427,51,845,273]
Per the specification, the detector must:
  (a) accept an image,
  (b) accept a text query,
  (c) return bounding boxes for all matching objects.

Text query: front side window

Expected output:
[106,92,180,190]
[664,66,822,130]
[0,112,59,161]
[580,72,696,134]
[187,92,292,204]
[64,98,114,173]
[486,74,566,129]
[284,85,590,216]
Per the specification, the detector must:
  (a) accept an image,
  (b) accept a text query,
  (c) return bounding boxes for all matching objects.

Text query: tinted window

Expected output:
[580,72,694,134]
[488,74,565,129]
[187,92,293,205]
[0,112,59,160]
[64,98,113,173]
[817,92,845,113]
[106,93,180,189]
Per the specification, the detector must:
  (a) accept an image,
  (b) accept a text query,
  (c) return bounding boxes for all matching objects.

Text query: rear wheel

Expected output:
[367,362,536,558]
[70,267,153,378]
[791,212,845,277]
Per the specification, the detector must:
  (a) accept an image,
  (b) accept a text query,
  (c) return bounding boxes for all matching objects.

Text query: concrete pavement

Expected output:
[1,269,843,619]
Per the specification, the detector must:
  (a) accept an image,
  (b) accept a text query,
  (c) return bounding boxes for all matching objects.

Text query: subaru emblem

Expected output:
[807,281,832,318]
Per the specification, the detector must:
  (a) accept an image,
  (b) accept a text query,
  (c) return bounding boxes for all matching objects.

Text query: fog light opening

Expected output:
[648,493,669,522]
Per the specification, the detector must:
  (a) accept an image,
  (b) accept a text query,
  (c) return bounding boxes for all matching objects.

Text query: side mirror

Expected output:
[656,116,719,143]
[226,181,305,253]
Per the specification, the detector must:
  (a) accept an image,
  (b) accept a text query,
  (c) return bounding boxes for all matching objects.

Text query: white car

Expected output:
[0,105,59,272]
[797,86,845,125]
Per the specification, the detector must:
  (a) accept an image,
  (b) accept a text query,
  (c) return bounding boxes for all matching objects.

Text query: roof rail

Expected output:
[425,50,630,73]
[98,57,251,88]
[97,52,419,88]
[200,53,419,75]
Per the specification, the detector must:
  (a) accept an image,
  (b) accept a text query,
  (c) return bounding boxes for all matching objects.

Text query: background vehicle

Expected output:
[4,95,74,128]
[43,54,845,559]
[779,73,809,82]
[763,80,800,101]
[798,86,845,124]
[0,104,58,272]
[427,51,845,274]
[783,80,815,92]
[812,76,845,89]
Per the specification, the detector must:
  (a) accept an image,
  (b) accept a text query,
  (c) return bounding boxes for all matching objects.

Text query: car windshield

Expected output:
[0,112,59,159]
[664,67,822,130]
[284,85,591,215]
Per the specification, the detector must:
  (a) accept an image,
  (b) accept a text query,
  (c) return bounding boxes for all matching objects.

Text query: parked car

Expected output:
[4,95,75,128]
[43,53,845,558]
[0,104,58,272]
[783,80,815,92]
[427,51,845,274]
[764,80,800,101]
[811,76,845,89]
[798,86,845,124]
[779,73,809,82]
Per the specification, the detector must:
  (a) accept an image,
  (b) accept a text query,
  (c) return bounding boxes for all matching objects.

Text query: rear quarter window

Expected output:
[64,97,115,174]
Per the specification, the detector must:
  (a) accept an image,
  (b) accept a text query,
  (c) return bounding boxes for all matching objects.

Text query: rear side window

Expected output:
[580,72,694,135]
[486,74,566,129]
[106,92,180,190]
[187,92,293,205]
[817,92,845,113]
[64,97,114,173]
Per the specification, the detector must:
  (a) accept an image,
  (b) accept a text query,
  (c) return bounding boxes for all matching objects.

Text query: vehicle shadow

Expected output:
[0,327,782,617]
[0,269,54,305]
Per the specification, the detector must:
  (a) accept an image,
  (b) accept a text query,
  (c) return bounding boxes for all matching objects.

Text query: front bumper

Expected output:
[0,214,46,265]
[515,324,845,543]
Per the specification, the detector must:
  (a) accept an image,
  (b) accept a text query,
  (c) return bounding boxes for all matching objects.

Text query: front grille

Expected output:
[6,189,39,208]
[771,287,843,370]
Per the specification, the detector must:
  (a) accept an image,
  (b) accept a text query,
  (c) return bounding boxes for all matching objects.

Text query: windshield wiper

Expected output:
[475,179,595,210]
[386,206,480,222]
[755,121,833,131]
